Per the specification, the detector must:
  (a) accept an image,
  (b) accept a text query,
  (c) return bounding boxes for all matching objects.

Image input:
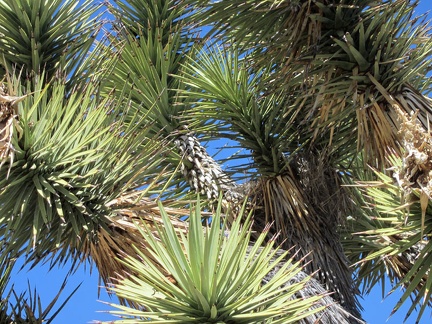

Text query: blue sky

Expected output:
[7,1,432,323]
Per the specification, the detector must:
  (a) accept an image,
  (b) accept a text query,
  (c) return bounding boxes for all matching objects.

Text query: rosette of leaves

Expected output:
[0,74,166,268]
[0,0,100,85]
[101,197,358,323]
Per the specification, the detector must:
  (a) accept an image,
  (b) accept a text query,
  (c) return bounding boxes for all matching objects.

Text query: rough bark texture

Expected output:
[292,153,361,319]
[250,154,362,320]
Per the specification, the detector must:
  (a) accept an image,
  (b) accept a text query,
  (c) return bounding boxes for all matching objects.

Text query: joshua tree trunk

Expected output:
[249,153,361,319]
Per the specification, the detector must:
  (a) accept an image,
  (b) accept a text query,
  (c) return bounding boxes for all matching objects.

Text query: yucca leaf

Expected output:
[0,72,170,268]
[0,0,101,86]
[100,196,344,323]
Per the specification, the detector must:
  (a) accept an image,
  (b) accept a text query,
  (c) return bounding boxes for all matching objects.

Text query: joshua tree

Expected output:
[0,0,431,323]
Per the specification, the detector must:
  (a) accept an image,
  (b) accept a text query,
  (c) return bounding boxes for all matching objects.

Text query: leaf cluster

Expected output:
[106,198,324,323]
[0,75,164,265]
[0,0,101,84]
[342,160,432,323]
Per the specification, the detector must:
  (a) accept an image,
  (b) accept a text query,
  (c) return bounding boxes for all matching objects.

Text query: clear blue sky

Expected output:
[7,1,432,323]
